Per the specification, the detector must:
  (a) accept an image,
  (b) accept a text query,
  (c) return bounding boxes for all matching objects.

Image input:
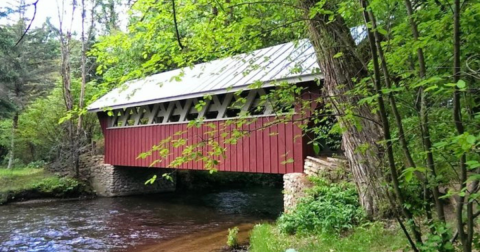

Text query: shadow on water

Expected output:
[0,187,282,251]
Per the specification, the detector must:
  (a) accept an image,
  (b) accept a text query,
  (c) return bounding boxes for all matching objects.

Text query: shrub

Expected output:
[278,178,364,235]
[0,158,24,168]
[32,177,80,195]
[226,226,239,248]
[26,160,47,169]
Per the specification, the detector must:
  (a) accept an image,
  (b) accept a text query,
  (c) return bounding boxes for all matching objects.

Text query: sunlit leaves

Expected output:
[144,174,157,185]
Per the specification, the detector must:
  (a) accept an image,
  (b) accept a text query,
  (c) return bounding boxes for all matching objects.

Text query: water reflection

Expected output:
[0,187,282,251]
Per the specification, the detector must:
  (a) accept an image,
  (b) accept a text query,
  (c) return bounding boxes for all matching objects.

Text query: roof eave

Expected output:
[87,73,323,113]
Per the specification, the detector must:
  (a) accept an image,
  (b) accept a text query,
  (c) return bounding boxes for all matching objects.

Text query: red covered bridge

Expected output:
[88,40,323,174]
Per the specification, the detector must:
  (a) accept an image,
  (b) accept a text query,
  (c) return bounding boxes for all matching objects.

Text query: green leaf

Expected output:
[145,175,157,185]
[404,170,413,182]
[424,84,438,92]
[466,160,480,170]
[456,80,466,89]
[333,52,343,58]
[281,158,295,165]
[377,27,388,35]
[466,135,476,144]
[313,143,320,155]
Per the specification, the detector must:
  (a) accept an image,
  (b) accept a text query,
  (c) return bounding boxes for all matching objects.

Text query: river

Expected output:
[0,187,283,252]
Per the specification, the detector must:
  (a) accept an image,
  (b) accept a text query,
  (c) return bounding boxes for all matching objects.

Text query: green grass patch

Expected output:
[0,167,54,192]
[249,222,407,252]
[0,167,91,204]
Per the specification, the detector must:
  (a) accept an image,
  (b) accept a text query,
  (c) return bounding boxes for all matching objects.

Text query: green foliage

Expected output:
[226,226,239,248]
[249,222,407,252]
[418,222,454,252]
[0,167,90,204]
[0,168,55,192]
[26,160,47,169]
[91,0,303,88]
[0,80,103,165]
[0,22,59,111]
[278,178,364,235]
[0,98,14,119]
[31,177,81,195]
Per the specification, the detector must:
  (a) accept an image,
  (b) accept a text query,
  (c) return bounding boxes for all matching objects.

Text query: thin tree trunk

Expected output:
[299,0,387,218]
[452,0,470,251]
[57,0,76,176]
[366,10,415,171]
[359,0,422,245]
[77,0,87,137]
[7,112,19,169]
[403,0,445,223]
[74,0,88,179]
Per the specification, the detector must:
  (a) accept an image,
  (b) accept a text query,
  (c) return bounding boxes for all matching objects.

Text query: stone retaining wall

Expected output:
[49,154,176,197]
[304,156,349,182]
[85,155,176,196]
[283,156,348,212]
[283,173,311,213]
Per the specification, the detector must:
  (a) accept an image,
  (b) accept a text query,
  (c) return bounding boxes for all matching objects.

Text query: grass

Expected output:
[0,167,89,204]
[0,167,55,192]
[249,222,407,252]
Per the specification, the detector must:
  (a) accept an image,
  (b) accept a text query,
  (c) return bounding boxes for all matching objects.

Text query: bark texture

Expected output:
[7,112,19,169]
[299,0,387,217]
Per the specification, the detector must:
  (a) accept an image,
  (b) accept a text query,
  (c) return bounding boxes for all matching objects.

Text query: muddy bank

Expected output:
[134,223,255,252]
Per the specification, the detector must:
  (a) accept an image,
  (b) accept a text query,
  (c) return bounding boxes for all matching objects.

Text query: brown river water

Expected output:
[0,187,283,252]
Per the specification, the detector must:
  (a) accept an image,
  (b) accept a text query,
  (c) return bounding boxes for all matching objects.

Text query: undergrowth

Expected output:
[249,177,406,252]
[249,222,406,252]
[277,177,364,235]
[0,167,90,204]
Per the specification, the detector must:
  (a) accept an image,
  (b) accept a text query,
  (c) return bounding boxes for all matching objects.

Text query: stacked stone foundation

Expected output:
[48,154,176,197]
[283,156,348,212]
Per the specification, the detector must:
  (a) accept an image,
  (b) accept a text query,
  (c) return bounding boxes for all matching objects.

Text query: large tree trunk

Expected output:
[299,0,387,217]
[7,112,19,169]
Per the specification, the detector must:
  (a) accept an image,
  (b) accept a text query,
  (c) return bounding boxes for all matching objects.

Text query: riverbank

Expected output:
[249,222,407,252]
[135,223,254,252]
[133,219,407,252]
[0,167,93,204]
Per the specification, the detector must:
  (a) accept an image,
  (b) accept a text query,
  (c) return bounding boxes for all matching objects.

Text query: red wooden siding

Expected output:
[98,115,307,174]
[96,83,322,174]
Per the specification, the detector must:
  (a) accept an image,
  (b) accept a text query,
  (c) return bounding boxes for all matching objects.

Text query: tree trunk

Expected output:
[74,0,88,179]
[7,112,19,169]
[299,0,387,217]
[452,1,472,251]
[361,2,422,245]
[57,0,76,177]
[403,0,445,223]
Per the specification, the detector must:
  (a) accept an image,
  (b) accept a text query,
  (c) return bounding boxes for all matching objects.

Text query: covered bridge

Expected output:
[88,40,323,174]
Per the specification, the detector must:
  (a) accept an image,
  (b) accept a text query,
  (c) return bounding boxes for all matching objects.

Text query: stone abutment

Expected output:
[48,154,176,197]
[283,156,348,212]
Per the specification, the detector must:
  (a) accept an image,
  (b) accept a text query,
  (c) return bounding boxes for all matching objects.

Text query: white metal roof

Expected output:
[88,39,322,112]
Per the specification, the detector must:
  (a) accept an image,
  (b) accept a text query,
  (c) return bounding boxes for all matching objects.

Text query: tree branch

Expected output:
[172,0,184,50]
[15,0,39,46]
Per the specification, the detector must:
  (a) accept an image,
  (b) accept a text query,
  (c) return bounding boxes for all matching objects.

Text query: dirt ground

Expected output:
[134,223,254,252]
